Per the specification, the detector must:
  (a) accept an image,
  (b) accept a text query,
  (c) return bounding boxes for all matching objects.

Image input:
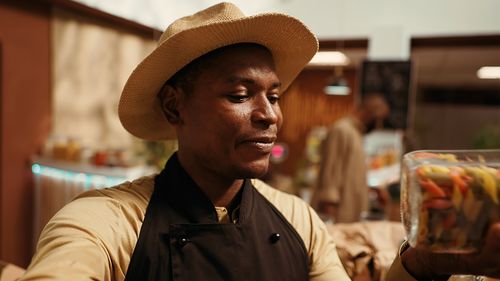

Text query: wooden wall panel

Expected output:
[275,68,358,176]
[0,1,51,267]
[0,40,2,264]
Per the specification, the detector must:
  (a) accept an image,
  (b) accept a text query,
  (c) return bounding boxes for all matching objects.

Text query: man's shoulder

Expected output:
[251,179,308,212]
[75,174,156,206]
[332,117,358,132]
[251,179,331,257]
[40,175,157,248]
[51,175,156,230]
[326,117,363,144]
[251,179,317,230]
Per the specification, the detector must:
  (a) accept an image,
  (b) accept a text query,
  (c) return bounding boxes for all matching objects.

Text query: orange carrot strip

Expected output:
[419,179,447,197]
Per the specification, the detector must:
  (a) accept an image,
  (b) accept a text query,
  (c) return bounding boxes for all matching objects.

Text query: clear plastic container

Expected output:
[401,150,500,253]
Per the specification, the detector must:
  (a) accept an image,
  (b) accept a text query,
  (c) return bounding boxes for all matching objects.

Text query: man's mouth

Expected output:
[239,136,276,152]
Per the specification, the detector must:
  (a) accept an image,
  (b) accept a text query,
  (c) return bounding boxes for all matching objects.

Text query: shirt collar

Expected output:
[154,153,254,224]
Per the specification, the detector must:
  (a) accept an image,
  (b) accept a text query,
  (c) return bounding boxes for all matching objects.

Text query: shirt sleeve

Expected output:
[20,178,152,281]
[306,207,351,281]
[385,242,418,281]
[19,196,120,281]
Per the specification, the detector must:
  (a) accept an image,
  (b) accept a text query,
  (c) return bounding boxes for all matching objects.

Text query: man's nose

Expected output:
[250,95,279,127]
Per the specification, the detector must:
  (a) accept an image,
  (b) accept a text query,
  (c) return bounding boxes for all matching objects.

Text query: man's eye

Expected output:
[267,94,281,104]
[227,94,249,103]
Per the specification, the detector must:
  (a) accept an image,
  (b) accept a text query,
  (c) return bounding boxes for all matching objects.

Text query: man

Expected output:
[21,2,500,281]
[311,94,389,223]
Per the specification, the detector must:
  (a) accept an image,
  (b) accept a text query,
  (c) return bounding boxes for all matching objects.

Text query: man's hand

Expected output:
[401,223,500,279]
[464,223,500,277]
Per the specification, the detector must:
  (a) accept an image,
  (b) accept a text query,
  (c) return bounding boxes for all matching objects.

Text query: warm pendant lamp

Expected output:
[324,66,351,96]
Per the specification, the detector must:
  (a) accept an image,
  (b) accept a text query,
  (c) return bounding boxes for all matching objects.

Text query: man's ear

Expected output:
[158,84,182,125]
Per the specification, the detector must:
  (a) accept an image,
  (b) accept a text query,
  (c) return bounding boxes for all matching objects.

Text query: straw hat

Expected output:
[119,2,318,140]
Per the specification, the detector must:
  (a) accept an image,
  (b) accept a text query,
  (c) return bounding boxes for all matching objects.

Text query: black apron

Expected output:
[123,154,309,281]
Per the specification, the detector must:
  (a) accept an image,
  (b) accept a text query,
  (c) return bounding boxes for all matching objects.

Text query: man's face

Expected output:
[175,45,283,180]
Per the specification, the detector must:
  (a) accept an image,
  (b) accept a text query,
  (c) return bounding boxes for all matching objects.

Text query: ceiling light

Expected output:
[309,51,350,66]
[324,76,351,96]
[477,66,500,79]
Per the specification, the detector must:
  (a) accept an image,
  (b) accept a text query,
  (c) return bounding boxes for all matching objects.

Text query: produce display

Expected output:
[402,151,500,253]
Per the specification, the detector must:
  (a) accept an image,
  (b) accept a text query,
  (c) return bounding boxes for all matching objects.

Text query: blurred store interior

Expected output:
[1,0,499,279]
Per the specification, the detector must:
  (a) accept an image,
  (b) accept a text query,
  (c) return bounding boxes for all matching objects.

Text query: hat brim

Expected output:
[119,13,318,140]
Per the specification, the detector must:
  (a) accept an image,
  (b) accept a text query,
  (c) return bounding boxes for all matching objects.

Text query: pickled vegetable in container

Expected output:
[401,150,500,253]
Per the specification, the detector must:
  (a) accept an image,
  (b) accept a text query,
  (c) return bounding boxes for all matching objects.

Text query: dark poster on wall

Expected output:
[360,60,412,129]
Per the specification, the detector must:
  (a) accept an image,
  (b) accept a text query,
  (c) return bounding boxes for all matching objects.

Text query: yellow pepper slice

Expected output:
[452,184,463,211]
[465,167,498,204]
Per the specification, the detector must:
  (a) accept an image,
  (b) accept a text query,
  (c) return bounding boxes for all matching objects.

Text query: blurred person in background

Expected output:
[19,2,500,281]
[311,93,390,223]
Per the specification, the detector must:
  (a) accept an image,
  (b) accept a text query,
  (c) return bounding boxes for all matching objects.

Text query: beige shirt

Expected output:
[312,116,369,223]
[20,176,415,281]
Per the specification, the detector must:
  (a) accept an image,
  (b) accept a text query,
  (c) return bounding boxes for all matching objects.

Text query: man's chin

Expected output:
[235,161,269,179]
